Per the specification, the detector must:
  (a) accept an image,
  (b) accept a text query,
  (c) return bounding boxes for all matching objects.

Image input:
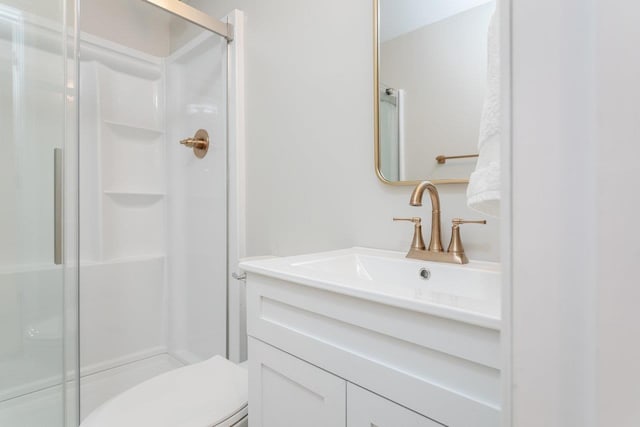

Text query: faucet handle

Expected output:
[393,217,422,224]
[393,217,426,250]
[447,218,487,256]
[451,218,487,226]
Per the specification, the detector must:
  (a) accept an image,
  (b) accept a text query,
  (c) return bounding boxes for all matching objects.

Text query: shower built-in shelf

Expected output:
[103,192,164,210]
[80,254,165,267]
[102,120,164,136]
[100,120,166,200]
[104,190,165,197]
[89,60,167,266]
[101,192,164,260]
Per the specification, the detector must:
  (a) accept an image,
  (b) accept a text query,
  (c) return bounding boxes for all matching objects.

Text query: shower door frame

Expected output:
[141,0,234,42]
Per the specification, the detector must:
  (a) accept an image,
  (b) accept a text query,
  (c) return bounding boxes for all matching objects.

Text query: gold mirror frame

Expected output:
[373,0,470,186]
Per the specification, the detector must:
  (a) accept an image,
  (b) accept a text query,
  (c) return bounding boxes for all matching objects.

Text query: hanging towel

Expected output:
[467,10,501,217]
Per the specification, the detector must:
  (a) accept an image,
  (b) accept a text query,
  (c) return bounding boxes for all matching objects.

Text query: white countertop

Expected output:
[240,247,501,330]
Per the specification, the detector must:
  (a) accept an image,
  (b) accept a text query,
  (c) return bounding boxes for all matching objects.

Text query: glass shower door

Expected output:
[0,1,78,426]
[77,0,229,419]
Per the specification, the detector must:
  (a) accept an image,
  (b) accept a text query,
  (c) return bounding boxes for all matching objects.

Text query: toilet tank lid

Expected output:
[80,355,248,427]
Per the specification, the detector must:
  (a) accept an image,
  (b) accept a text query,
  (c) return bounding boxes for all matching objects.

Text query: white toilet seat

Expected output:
[80,356,248,427]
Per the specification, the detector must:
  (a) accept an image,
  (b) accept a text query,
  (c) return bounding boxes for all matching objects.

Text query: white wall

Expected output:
[510,0,640,426]
[166,33,229,363]
[510,0,596,424]
[187,0,500,262]
[594,0,640,425]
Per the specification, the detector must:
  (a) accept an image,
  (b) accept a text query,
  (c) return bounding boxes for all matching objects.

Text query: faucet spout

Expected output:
[396,181,485,264]
[409,181,444,252]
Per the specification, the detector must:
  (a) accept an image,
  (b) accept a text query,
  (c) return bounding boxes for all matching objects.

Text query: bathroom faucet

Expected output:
[394,181,486,264]
[409,181,444,253]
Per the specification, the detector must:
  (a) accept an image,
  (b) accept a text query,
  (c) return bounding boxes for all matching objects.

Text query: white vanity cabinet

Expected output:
[248,337,346,427]
[241,249,501,427]
[249,337,440,427]
[347,383,442,427]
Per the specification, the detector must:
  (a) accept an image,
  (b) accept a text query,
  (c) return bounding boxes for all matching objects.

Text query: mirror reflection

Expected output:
[377,0,496,183]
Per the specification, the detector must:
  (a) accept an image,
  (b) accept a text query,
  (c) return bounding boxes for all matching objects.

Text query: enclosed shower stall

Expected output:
[378,86,404,181]
[0,1,245,425]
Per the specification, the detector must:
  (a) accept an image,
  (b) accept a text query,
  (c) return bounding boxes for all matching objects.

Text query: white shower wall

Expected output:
[78,29,228,415]
[79,37,168,376]
[165,33,228,364]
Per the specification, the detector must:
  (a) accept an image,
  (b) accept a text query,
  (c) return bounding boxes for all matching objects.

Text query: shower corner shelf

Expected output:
[99,253,166,265]
[103,191,166,207]
[103,190,166,197]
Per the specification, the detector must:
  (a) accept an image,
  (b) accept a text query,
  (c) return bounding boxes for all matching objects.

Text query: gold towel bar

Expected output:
[435,153,479,164]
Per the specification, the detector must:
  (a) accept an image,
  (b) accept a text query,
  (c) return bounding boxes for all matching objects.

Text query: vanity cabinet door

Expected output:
[248,337,346,427]
[347,383,445,427]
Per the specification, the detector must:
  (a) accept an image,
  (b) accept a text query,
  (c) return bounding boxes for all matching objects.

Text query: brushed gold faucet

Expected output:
[409,181,444,253]
[394,181,486,264]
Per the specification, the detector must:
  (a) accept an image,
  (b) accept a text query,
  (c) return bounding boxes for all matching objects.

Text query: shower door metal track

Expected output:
[142,0,234,42]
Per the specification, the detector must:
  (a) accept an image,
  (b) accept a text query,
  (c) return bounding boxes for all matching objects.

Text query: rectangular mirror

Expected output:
[375,0,496,185]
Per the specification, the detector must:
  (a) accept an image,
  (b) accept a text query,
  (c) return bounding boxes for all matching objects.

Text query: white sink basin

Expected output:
[239,247,501,329]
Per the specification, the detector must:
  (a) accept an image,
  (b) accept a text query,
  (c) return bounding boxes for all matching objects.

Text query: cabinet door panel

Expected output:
[347,383,444,427]
[249,337,346,427]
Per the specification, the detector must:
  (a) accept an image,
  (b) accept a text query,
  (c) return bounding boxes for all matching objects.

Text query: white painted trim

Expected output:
[226,9,247,364]
[499,0,513,425]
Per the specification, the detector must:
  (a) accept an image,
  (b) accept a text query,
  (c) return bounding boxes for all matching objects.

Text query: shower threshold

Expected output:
[80,353,183,419]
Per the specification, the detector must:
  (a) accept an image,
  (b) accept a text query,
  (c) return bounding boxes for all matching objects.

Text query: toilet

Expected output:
[80,356,248,427]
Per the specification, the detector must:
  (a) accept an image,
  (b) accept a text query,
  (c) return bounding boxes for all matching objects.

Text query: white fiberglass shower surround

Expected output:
[0,0,245,425]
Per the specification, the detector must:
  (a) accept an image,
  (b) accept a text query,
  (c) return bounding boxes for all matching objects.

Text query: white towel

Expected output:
[467,10,501,217]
